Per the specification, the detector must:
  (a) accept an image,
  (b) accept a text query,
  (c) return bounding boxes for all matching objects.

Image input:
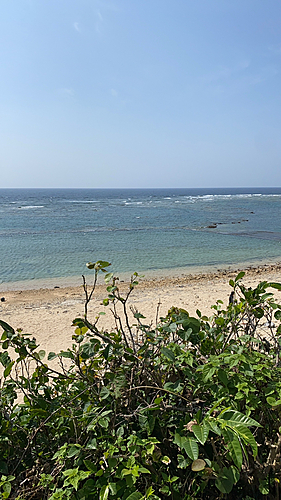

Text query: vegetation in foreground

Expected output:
[1,261,281,499]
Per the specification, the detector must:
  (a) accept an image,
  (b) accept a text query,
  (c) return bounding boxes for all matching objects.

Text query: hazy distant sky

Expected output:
[1,0,281,188]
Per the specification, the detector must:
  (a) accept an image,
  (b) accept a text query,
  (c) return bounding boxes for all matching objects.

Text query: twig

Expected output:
[11,384,96,475]
[82,272,98,320]
[155,299,162,329]
[82,317,114,345]
[127,385,191,403]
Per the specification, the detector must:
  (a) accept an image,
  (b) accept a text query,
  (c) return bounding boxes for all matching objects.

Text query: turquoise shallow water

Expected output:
[1,188,281,288]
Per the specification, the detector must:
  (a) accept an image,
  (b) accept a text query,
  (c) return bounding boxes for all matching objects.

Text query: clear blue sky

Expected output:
[1,0,281,188]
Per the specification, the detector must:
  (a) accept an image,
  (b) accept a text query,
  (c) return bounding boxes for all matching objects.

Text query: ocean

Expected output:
[1,188,281,289]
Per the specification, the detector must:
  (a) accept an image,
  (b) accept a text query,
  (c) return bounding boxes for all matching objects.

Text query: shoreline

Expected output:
[0,261,281,354]
[1,256,281,292]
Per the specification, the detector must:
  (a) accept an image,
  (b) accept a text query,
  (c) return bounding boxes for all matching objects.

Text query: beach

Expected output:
[1,262,281,355]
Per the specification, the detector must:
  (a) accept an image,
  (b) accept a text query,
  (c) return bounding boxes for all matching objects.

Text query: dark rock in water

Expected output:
[1,297,5,302]
[207,224,217,228]
[54,286,60,289]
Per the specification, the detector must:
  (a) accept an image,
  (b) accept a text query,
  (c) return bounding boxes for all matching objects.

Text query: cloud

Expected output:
[212,65,278,95]
[95,10,104,34]
[268,43,281,55]
[59,88,75,97]
[73,22,80,32]
[202,60,250,84]
[93,3,118,35]
[201,60,278,94]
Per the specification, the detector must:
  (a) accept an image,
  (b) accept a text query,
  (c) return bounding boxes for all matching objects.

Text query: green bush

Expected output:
[1,261,281,499]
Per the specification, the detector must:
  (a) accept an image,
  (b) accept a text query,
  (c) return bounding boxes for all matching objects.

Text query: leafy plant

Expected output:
[1,261,281,499]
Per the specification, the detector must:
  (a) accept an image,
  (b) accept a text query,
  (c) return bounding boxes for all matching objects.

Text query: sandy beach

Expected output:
[1,263,281,355]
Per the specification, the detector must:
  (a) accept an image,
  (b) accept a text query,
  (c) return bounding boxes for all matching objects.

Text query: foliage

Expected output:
[1,262,281,499]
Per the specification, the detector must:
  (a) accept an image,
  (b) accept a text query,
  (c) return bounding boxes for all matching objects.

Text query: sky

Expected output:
[1,0,281,188]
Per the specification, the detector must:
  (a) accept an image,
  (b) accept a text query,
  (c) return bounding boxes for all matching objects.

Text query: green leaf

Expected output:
[206,418,222,436]
[84,460,96,472]
[215,467,237,494]
[177,454,191,469]
[134,312,146,319]
[259,478,270,495]
[222,428,243,469]
[274,310,281,321]
[205,397,226,417]
[253,307,264,319]
[0,352,11,368]
[97,260,111,268]
[2,481,12,498]
[154,397,164,404]
[99,484,109,500]
[107,457,117,469]
[174,432,184,448]
[47,352,57,360]
[4,361,14,378]
[125,492,143,500]
[108,483,118,495]
[234,424,258,458]
[38,350,46,360]
[63,468,91,491]
[269,282,281,291]
[235,271,245,282]
[59,351,74,359]
[219,409,261,428]
[201,365,216,382]
[161,347,175,362]
[181,317,201,334]
[267,396,281,407]
[67,445,81,458]
[0,320,14,334]
[138,467,151,474]
[175,432,199,459]
[218,369,228,387]
[182,437,199,460]
[192,422,209,445]
[104,272,113,284]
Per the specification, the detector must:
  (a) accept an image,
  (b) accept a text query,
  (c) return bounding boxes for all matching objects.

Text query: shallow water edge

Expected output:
[1,255,281,292]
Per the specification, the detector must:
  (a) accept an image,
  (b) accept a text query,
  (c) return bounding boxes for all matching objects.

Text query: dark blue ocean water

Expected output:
[1,188,281,287]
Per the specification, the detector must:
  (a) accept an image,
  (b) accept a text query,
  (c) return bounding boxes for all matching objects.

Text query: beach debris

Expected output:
[263,321,276,328]
[0,297,5,302]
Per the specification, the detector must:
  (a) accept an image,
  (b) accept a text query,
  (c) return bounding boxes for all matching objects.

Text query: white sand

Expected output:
[1,263,281,355]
